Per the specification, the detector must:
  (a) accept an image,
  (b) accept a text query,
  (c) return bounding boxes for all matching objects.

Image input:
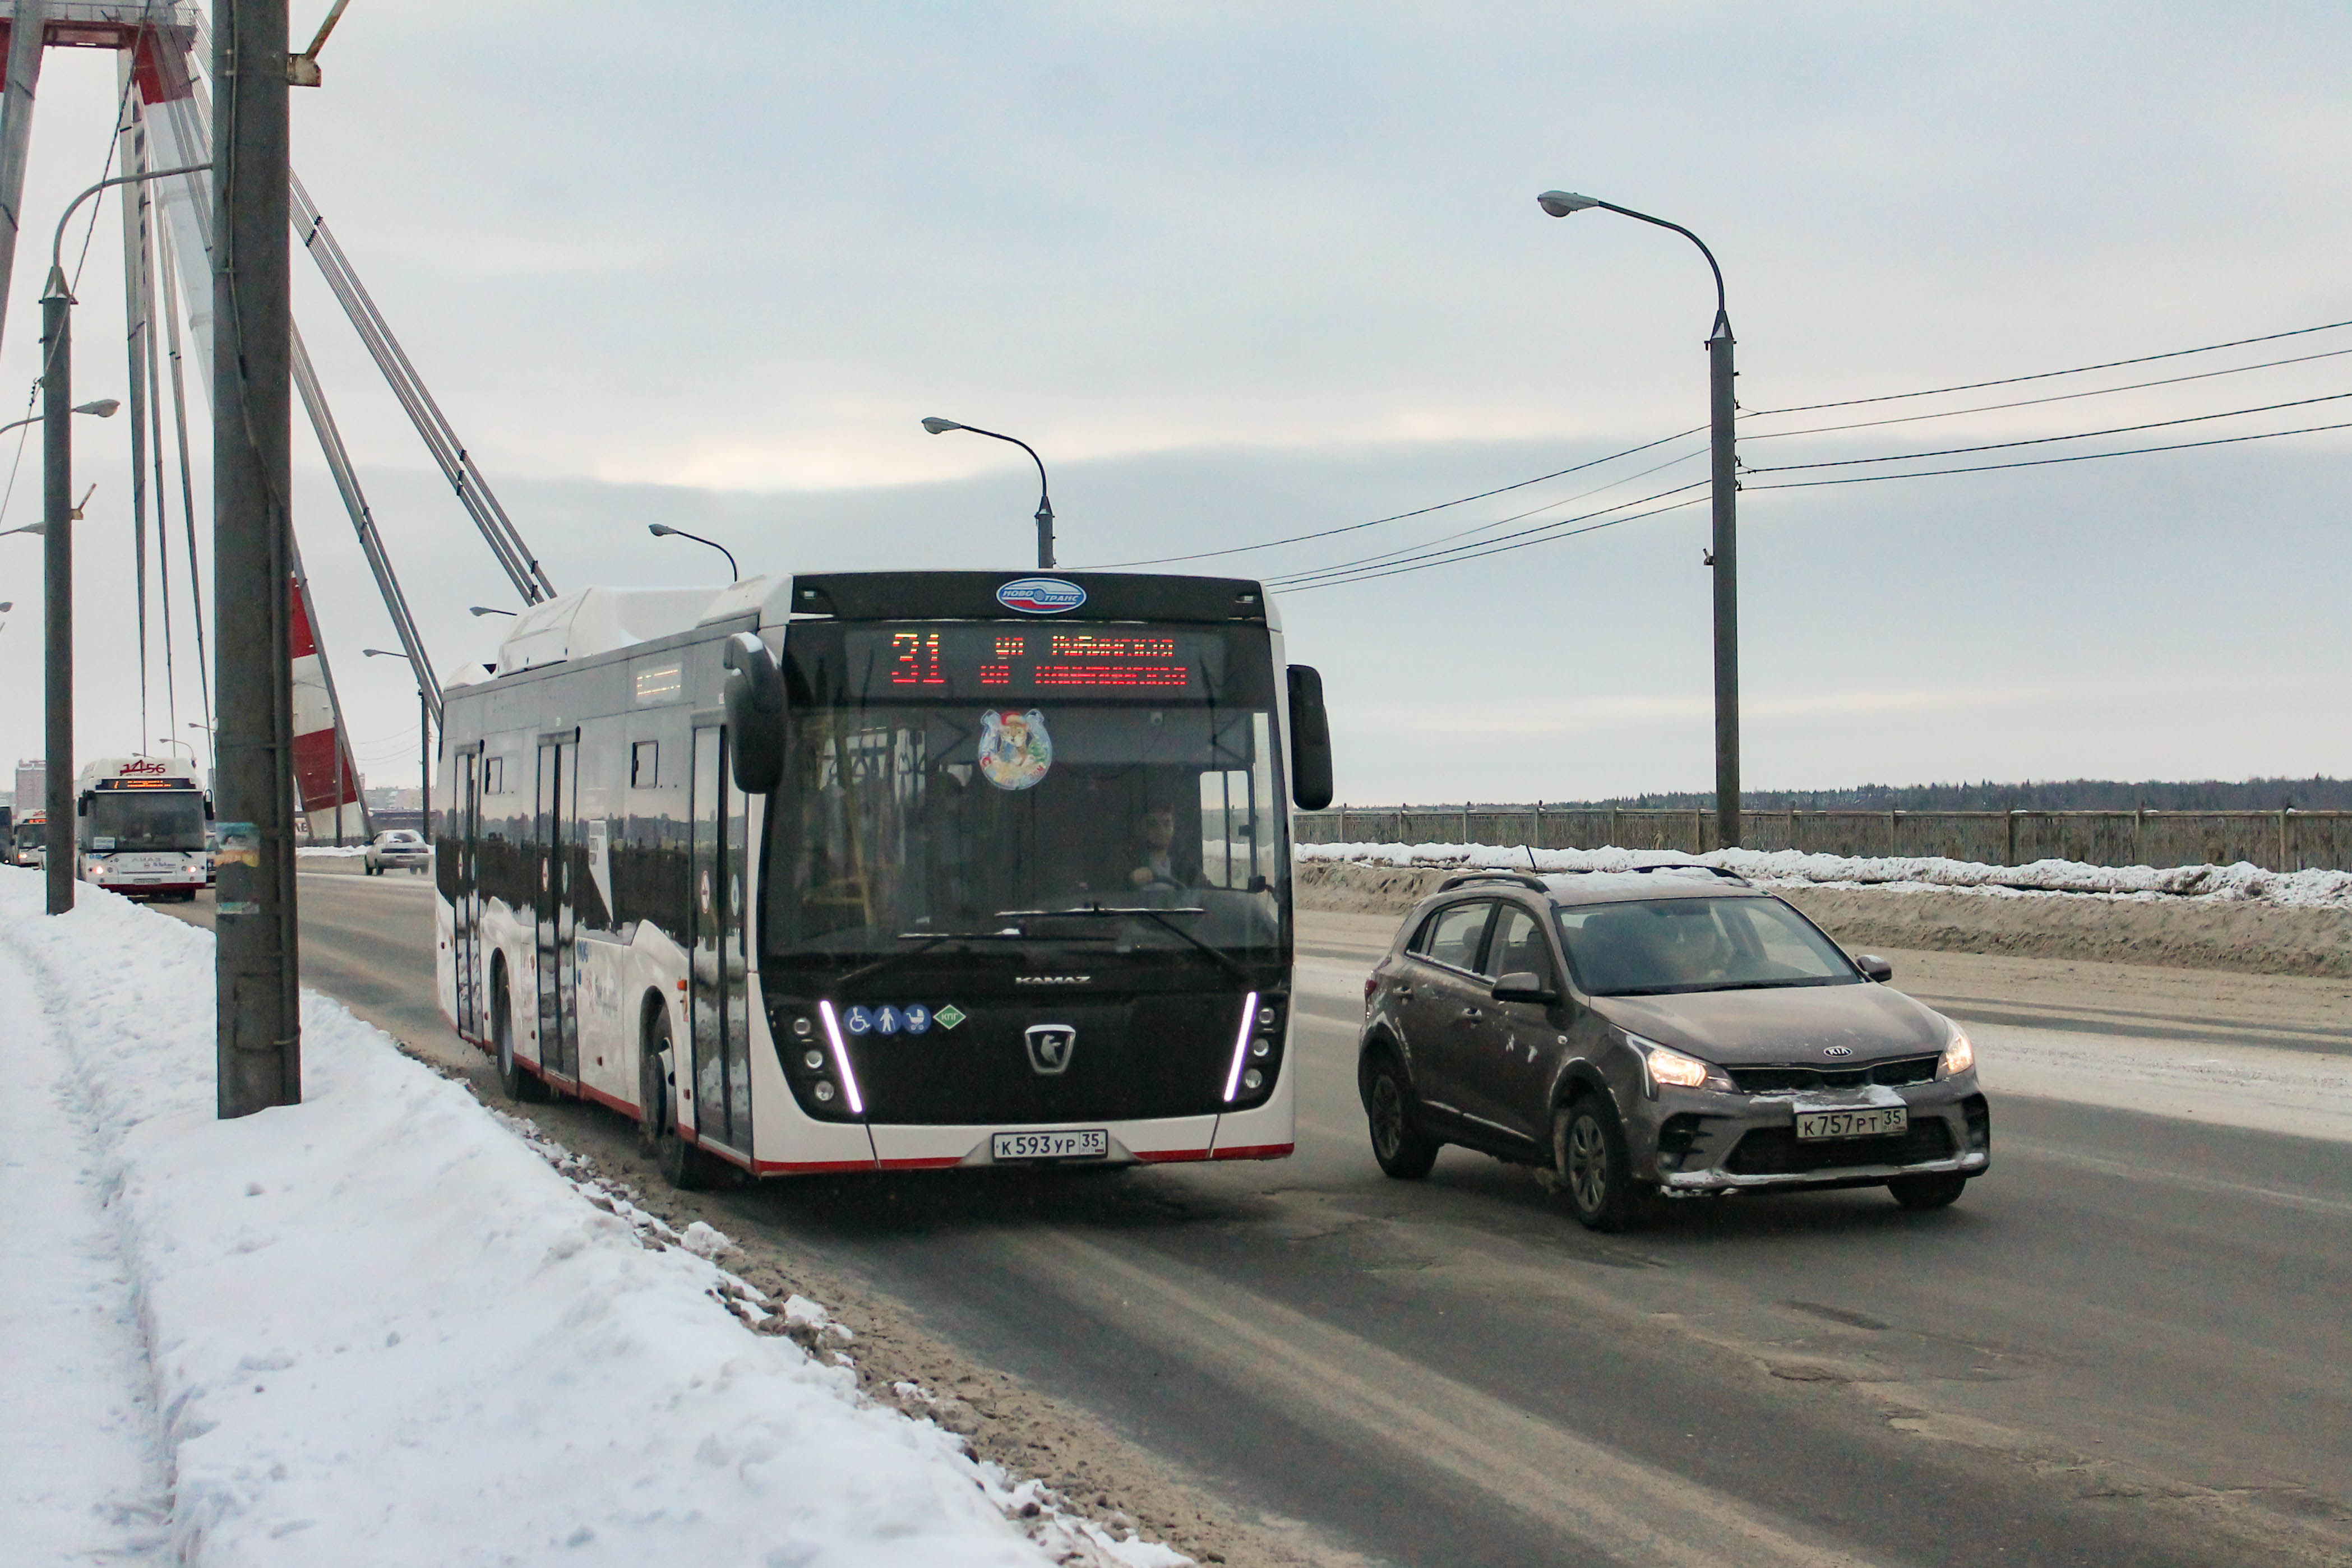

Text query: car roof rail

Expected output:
[1625,862,1750,886]
[1436,869,1550,894]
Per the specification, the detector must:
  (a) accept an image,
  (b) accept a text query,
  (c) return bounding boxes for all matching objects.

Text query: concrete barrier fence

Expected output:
[1292,805,2352,873]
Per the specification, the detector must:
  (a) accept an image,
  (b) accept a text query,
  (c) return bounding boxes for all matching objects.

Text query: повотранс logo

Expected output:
[996,577,1087,615]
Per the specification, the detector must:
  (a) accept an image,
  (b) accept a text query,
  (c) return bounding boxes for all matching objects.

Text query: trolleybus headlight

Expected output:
[791,1016,813,1038]
[1242,1069,1264,1092]
[813,1080,836,1103]
[802,1049,825,1071]
[816,1000,866,1115]
[1250,1037,1272,1058]
[1257,1004,1277,1029]
[1222,990,1261,1103]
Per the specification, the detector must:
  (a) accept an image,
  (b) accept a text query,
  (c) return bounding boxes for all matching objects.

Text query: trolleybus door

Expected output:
[454,750,483,1038]
[535,732,581,1084]
[688,724,752,1152]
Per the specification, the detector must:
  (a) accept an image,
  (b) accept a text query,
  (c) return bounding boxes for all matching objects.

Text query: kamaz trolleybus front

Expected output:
[434,570,1334,1185]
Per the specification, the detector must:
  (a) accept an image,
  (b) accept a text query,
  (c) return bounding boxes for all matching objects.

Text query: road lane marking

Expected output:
[1997,1129,2352,1219]
[1013,1232,1883,1568]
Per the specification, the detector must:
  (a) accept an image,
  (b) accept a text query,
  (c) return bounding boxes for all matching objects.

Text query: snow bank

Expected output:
[0,869,1183,1568]
[1296,841,2352,910]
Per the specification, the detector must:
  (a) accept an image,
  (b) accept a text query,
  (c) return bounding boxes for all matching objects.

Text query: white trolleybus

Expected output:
[76,756,212,900]
[435,571,1334,1188]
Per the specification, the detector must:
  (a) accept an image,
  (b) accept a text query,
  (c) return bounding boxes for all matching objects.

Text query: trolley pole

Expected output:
[40,265,71,914]
[214,0,301,1116]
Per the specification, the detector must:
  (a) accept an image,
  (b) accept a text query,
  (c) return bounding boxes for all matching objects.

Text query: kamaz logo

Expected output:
[1025,1024,1078,1075]
[1015,975,1091,985]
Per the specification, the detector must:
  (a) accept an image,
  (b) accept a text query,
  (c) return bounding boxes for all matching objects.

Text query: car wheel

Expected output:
[1888,1173,1968,1210]
[1364,1051,1440,1180]
[641,1008,721,1191]
[492,964,547,1104]
[1555,1097,1642,1232]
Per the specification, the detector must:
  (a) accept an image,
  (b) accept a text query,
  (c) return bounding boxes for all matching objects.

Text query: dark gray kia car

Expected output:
[1356,867,1989,1229]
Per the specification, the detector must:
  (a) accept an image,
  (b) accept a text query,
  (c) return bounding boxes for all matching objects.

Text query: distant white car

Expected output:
[363,829,431,876]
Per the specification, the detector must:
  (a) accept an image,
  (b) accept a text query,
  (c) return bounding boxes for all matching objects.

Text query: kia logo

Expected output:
[1025,1024,1078,1075]
[1822,1046,1854,1058]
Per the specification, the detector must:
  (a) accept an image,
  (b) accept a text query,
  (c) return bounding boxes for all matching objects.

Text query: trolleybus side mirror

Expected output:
[722,632,787,793]
[1286,664,1333,811]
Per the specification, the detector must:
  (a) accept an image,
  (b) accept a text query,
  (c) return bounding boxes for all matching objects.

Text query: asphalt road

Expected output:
[164,875,2352,1567]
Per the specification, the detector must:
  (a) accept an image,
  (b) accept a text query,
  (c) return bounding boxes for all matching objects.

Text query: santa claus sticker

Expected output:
[978,709,1052,790]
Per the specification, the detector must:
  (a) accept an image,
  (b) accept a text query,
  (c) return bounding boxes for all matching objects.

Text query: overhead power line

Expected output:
[1268,480,1708,589]
[1743,390,2352,475]
[1083,423,1704,570]
[1743,316,2352,418]
[1740,344,2352,441]
[1262,442,1708,584]
[1278,497,1711,593]
[1746,417,2352,491]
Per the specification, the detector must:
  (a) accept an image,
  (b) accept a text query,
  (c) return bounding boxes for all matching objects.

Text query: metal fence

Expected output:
[1292,805,2352,873]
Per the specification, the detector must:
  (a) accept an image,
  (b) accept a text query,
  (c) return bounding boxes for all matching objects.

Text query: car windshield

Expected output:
[85,791,206,852]
[767,620,1287,973]
[1555,896,1860,996]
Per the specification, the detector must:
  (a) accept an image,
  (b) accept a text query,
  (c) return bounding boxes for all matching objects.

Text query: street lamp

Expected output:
[647,522,738,582]
[364,647,432,839]
[921,417,1058,570]
[38,160,207,914]
[0,400,118,441]
[1537,188,1742,850]
[157,736,195,760]
[468,605,515,617]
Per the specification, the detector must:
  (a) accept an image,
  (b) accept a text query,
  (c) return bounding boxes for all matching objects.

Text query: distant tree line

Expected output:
[1531,777,2352,812]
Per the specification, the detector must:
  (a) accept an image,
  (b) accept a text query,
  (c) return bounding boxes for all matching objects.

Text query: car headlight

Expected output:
[1629,1033,1733,1096]
[1937,1026,1975,1080]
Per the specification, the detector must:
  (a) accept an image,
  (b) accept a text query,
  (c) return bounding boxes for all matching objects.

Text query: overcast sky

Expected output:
[1,2,2346,803]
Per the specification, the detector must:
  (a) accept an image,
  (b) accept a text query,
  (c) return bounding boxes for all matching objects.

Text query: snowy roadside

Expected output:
[0,869,1183,1568]
[1298,840,2352,909]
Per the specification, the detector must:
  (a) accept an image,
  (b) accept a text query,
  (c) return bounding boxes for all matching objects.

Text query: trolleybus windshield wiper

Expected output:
[997,904,1256,984]
[829,924,1114,993]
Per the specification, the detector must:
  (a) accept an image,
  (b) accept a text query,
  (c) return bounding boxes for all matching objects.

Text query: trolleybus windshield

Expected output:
[85,789,206,852]
[769,621,1287,972]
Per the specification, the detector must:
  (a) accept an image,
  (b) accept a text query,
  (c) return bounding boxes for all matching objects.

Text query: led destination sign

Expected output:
[844,624,1221,699]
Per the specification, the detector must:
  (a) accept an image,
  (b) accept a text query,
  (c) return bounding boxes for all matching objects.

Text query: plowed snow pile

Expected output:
[0,867,1182,1568]
[1298,840,2352,908]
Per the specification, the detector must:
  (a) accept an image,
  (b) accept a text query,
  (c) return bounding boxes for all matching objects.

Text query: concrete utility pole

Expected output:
[1538,191,1741,849]
[214,0,300,1116]
[40,261,68,913]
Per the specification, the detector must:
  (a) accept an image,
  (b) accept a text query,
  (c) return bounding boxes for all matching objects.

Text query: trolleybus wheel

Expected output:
[642,1007,721,1191]
[492,962,547,1104]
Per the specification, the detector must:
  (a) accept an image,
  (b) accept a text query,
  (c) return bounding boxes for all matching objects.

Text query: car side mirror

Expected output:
[1491,971,1558,1005]
[1286,664,1333,811]
[721,632,787,793]
[1855,954,1893,983]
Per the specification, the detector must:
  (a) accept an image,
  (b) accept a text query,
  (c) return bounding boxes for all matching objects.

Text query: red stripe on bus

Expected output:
[751,1158,879,1174]
[875,1156,965,1171]
[1212,1143,1294,1161]
[1135,1149,1212,1163]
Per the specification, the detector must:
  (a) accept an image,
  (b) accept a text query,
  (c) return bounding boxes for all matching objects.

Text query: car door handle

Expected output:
[1458,1006,1483,1020]
[1393,985,1415,1000]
